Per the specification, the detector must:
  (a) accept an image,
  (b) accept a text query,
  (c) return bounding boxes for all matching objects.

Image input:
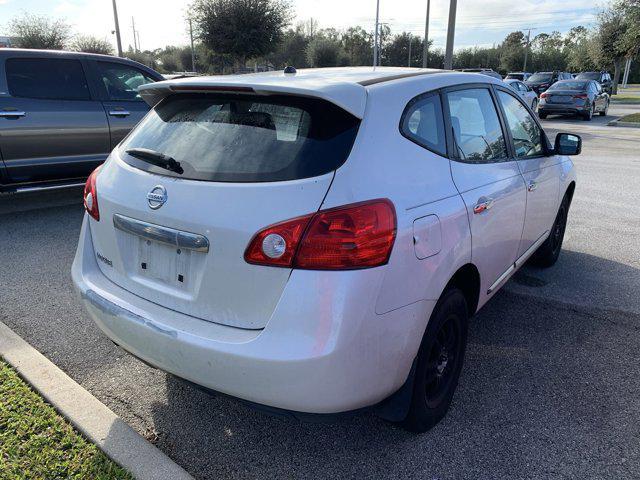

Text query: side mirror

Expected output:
[554,133,582,156]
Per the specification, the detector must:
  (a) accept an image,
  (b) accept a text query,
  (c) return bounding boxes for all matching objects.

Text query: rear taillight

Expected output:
[540,93,548,99]
[573,94,588,99]
[83,166,101,221]
[244,199,396,270]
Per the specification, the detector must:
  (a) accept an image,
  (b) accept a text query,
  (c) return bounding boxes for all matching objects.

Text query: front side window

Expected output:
[120,94,360,182]
[446,88,507,163]
[6,58,90,100]
[497,91,543,158]
[401,94,447,156]
[96,61,155,101]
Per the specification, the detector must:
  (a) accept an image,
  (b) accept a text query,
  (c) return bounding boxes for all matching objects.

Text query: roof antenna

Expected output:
[283,65,297,76]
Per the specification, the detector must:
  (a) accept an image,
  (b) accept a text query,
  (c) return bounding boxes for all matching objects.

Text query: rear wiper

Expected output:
[125,148,184,174]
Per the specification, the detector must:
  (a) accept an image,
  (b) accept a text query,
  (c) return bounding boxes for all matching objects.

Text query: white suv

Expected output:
[72,67,579,432]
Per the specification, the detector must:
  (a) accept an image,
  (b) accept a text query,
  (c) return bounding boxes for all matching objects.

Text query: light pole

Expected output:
[373,0,380,67]
[189,17,196,72]
[444,0,457,70]
[408,34,412,67]
[523,29,531,72]
[422,0,430,68]
[111,0,123,56]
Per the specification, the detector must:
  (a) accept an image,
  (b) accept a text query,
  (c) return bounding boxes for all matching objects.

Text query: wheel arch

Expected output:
[565,181,576,205]
[443,263,481,316]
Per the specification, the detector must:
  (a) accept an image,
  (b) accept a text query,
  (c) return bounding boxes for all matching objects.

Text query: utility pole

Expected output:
[408,35,412,67]
[131,17,138,52]
[111,0,123,56]
[523,29,531,72]
[189,17,196,72]
[443,0,457,70]
[373,0,380,67]
[422,0,430,68]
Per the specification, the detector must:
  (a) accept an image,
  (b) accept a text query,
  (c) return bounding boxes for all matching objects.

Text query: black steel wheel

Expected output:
[401,288,468,433]
[530,194,570,268]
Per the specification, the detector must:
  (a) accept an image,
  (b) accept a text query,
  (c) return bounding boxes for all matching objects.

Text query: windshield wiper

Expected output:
[125,148,184,174]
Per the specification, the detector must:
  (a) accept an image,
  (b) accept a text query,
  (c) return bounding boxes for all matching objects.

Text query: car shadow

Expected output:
[145,250,640,479]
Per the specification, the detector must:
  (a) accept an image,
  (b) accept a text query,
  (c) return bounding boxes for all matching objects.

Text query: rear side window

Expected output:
[95,61,156,101]
[401,93,446,156]
[120,94,360,182]
[446,88,507,163]
[6,58,90,100]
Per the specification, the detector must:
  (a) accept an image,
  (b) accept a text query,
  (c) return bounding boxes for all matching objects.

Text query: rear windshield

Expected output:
[119,94,360,182]
[549,81,587,91]
[505,74,523,80]
[528,73,552,82]
[576,72,600,80]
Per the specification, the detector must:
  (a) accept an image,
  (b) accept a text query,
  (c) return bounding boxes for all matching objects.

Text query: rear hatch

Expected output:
[89,92,360,329]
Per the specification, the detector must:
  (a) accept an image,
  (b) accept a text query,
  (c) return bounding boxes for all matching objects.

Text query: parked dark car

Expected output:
[538,79,609,120]
[575,71,613,94]
[525,71,573,95]
[0,49,163,193]
[505,72,532,81]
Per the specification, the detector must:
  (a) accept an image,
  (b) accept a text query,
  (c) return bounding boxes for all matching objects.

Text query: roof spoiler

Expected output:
[138,79,367,118]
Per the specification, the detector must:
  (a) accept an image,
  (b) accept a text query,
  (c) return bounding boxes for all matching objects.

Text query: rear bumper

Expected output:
[72,215,433,414]
[539,104,588,115]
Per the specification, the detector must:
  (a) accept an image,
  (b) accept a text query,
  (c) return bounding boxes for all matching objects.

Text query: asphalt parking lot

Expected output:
[1,104,639,479]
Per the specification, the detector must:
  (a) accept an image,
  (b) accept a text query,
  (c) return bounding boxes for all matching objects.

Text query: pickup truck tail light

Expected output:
[245,199,396,270]
[83,166,101,221]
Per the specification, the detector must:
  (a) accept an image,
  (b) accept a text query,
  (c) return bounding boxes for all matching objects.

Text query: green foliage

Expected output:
[306,36,343,67]
[0,361,132,480]
[383,33,424,67]
[8,13,71,50]
[191,0,292,67]
[123,48,159,70]
[71,35,114,55]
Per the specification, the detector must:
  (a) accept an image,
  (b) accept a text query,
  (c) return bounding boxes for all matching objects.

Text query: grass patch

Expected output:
[611,94,640,103]
[618,113,640,123]
[0,360,132,480]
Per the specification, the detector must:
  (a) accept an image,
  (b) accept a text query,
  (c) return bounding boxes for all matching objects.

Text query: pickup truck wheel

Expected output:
[401,288,468,433]
[530,195,569,268]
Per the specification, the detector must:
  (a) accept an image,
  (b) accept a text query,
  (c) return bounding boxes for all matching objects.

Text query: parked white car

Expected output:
[72,67,579,432]
[504,78,539,110]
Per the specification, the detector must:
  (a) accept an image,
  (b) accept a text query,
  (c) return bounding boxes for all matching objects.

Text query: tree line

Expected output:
[5,0,639,86]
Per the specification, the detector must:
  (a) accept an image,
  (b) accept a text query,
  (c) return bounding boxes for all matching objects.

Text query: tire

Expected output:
[582,105,594,121]
[599,101,608,116]
[529,194,569,268]
[539,111,547,119]
[401,288,469,433]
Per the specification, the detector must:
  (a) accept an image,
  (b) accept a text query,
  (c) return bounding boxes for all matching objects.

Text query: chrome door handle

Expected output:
[528,181,538,192]
[109,110,131,117]
[0,110,26,118]
[473,198,495,214]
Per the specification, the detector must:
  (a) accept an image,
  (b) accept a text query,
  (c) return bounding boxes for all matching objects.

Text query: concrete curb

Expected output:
[607,118,640,128]
[0,320,193,480]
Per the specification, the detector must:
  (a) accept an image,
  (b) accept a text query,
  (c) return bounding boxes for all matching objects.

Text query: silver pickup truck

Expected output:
[0,49,163,193]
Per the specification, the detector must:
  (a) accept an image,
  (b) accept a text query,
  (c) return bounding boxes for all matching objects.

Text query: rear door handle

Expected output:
[109,110,131,117]
[0,110,26,118]
[473,198,495,214]
[528,181,537,192]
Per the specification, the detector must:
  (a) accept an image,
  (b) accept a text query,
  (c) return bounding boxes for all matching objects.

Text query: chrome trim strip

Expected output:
[514,230,549,269]
[487,264,515,295]
[7,182,86,194]
[113,214,209,253]
[487,230,550,295]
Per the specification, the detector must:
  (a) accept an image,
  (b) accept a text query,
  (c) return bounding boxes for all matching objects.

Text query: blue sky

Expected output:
[0,0,599,51]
